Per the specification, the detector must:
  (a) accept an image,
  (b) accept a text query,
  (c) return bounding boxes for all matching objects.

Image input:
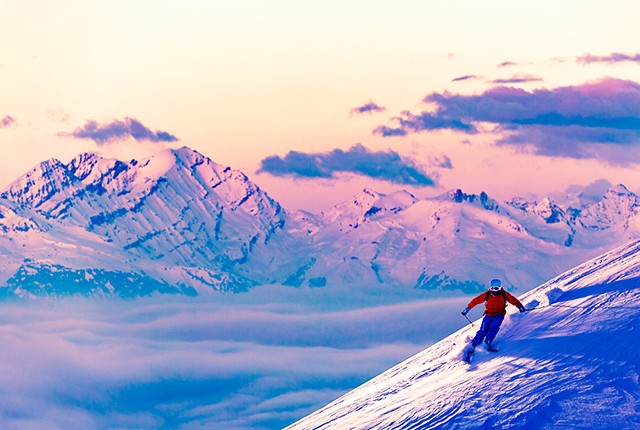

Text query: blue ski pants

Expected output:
[471,314,504,346]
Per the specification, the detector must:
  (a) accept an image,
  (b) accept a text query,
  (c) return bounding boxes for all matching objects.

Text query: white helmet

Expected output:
[489,278,502,291]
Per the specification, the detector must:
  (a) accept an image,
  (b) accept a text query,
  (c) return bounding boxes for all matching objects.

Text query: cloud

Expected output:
[497,61,518,68]
[259,144,436,186]
[374,111,477,136]
[577,52,640,65]
[451,75,483,83]
[374,77,640,162]
[435,155,454,169]
[489,74,543,84]
[0,116,16,128]
[451,73,541,85]
[564,178,613,207]
[62,117,179,145]
[372,126,408,137]
[0,294,468,430]
[351,101,386,115]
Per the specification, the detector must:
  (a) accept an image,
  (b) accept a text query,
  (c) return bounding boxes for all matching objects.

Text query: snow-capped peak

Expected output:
[578,184,640,231]
[517,196,565,224]
[606,183,633,197]
[1,158,73,209]
[0,146,288,292]
[371,190,417,212]
[321,188,381,223]
[136,148,178,180]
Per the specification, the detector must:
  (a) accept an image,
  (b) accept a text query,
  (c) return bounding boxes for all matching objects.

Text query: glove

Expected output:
[518,305,526,313]
[461,307,470,316]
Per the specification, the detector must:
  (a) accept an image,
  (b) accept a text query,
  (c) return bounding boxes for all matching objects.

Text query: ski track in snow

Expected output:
[286,240,640,430]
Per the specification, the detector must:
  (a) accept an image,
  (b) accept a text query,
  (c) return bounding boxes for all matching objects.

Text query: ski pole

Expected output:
[462,314,474,327]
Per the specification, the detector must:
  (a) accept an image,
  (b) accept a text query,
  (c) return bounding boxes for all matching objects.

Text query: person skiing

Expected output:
[461,278,526,352]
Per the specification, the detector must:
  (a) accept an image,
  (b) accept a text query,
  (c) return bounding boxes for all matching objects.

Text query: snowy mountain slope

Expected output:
[0,147,299,294]
[0,145,639,296]
[0,198,191,297]
[506,184,640,249]
[3,147,286,267]
[289,186,640,293]
[295,191,567,292]
[285,239,640,429]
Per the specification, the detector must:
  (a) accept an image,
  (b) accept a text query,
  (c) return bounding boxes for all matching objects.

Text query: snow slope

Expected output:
[0,147,292,294]
[285,239,640,429]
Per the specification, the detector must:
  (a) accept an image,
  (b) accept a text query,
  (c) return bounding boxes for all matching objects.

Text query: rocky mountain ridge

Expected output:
[0,146,638,297]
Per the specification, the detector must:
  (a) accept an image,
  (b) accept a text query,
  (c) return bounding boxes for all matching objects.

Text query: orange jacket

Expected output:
[467,290,523,316]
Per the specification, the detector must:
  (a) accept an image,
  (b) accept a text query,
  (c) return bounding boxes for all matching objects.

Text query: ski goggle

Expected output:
[490,285,502,292]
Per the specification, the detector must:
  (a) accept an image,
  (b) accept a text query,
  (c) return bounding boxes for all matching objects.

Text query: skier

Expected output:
[461,278,526,352]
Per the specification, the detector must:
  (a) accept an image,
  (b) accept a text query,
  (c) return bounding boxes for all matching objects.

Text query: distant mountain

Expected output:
[0,146,639,297]
[286,185,640,293]
[0,147,295,295]
[285,239,640,429]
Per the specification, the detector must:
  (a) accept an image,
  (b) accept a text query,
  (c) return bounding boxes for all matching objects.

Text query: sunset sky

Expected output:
[1,0,639,211]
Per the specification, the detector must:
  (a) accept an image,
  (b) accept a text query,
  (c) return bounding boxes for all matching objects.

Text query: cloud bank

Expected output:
[351,101,386,115]
[577,52,640,65]
[259,144,435,186]
[375,77,640,162]
[0,294,468,430]
[63,117,179,145]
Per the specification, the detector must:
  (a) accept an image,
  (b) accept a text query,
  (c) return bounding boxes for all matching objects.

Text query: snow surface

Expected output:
[286,239,640,429]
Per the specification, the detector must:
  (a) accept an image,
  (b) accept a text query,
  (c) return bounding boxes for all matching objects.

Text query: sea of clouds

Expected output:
[0,286,469,429]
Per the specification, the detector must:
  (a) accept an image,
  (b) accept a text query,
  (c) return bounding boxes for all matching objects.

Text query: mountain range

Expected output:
[0,146,639,297]
[284,238,640,429]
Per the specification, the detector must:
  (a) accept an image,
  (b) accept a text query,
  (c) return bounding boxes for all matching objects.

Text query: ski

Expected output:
[485,342,498,353]
[462,345,475,363]
[487,346,499,353]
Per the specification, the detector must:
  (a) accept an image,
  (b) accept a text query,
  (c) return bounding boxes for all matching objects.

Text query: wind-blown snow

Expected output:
[286,239,640,429]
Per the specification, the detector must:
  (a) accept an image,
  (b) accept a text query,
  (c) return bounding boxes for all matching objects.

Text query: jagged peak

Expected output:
[363,190,417,217]
[67,152,131,184]
[538,196,553,205]
[170,146,203,165]
[604,183,634,198]
[320,188,419,226]
[443,189,500,212]
[349,188,383,211]
[170,146,225,170]
[1,157,74,207]
[36,157,66,172]
[167,146,246,189]
[506,195,565,225]
[533,197,564,224]
[320,188,382,224]
[69,151,103,166]
[355,188,382,201]
[534,196,561,211]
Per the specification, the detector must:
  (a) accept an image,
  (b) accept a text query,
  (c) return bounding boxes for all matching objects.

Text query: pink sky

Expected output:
[1,0,639,212]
